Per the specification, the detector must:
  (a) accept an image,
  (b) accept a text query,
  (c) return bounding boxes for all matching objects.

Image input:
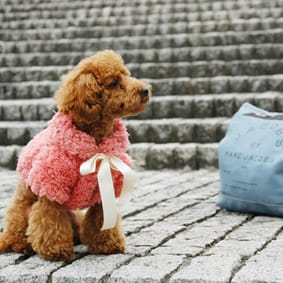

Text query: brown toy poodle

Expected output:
[0,50,152,261]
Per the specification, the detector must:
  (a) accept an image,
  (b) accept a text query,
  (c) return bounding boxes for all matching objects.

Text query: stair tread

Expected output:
[0,92,280,103]
[1,29,282,55]
[0,0,282,169]
[1,7,282,24]
[3,0,280,12]
[1,18,283,40]
[2,59,283,82]
[1,43,282,67]
[0,142,219,170]
[0,117,229,126]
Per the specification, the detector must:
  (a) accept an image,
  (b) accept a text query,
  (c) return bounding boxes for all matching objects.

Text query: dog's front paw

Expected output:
[86,228,126,255]
[32,243,75,262]
[27,220,75,261]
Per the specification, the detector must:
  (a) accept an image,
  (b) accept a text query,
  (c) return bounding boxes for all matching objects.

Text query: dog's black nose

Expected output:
[139,88,149,97]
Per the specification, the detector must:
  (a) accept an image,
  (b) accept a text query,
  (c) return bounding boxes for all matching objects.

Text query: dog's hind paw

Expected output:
[0,232,33,255]
[0,232,12,252]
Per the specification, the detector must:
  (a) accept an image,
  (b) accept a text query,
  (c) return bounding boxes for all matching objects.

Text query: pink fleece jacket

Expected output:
[17,112,132,210]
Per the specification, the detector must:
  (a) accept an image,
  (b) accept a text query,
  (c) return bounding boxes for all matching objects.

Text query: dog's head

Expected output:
[55,50,152,126]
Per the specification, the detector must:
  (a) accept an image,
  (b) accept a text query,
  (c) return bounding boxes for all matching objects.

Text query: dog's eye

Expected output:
[86,102,96,109]
[108,79,119,88]
[97,93,103,99]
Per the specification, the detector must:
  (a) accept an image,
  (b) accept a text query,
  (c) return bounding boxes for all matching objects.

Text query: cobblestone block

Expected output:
[52,254,132,283]
[2,104,22,121]
[146,143,177,169]
[0,256,64,282]
[173,143,197,169]
[175,120,195,143]
[207,217,283,258]
[253,93,276,111]
[0,253,25,269]
[150,98,174,119]
[213,94,235,117]
[250,77,268,92]
[195,118,225,143]
[148,120,177,143]
[268,74,283,92]
[171,255,241,283]
[21,103,39,121]
[173,96,194,118]
[0,145,20,169]
[191,78,209,94]
[127,223,184,249]
[6,125,29,145]
[196,143,219,168]
[128,143,152,169]
[154,210,248,256]
[232,233,283,283]
[110,255,185,283]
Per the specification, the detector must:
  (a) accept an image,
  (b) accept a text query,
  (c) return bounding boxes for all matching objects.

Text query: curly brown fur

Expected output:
[27,197,74,261]
[0,181,36,255]
[55,50,151,143]
[0,50,151,261]
[80,203,125,254]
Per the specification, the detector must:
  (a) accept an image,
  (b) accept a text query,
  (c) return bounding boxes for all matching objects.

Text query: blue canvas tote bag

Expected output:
[217,103,283,217]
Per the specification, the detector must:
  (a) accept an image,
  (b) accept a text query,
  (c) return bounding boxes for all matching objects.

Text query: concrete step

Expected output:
[0,121,47,145]
[0,92,281,121]
[129,142,219,170]
[1,0,280,8]
[126,118,229,144]
[1,18,283,41]
[0,142,219,170]
[0,98,55,121]
[1,75,282,99]
[0,118,229,145]
[1,44,282,67]
[3,0,281,15]
[148,75,283,96]
[1,60,283,82]
[1,6,282,25]
[1,0,282,173]
[1,30,282,53]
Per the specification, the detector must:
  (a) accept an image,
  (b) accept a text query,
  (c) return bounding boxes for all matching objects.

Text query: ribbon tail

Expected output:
[98,159,118,230]
[110,157,138,207]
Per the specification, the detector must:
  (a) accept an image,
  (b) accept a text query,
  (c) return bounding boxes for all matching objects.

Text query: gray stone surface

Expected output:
[0,256,64,283]
[110,255,185,283]
[52,254,132,283]
[0,169,282,282]
[1,0,283,279]
[170,255,242,283]
[232,232,283,283]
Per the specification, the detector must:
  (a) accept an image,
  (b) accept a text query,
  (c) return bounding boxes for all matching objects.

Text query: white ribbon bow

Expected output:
[80,153,138,230]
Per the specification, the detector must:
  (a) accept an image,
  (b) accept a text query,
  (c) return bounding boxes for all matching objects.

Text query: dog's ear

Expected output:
[54,72,103,120]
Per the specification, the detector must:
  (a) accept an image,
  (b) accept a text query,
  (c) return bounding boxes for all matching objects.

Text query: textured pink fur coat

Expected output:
[17,112,132,210]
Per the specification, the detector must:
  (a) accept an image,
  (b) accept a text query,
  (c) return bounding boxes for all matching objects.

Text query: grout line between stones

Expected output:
[123,177,218,220]
[163,214,254,283]
[228,224,283,283]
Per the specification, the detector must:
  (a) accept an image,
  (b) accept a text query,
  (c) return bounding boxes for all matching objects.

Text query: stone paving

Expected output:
[0,168,282,282]
[1,0,283,281]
